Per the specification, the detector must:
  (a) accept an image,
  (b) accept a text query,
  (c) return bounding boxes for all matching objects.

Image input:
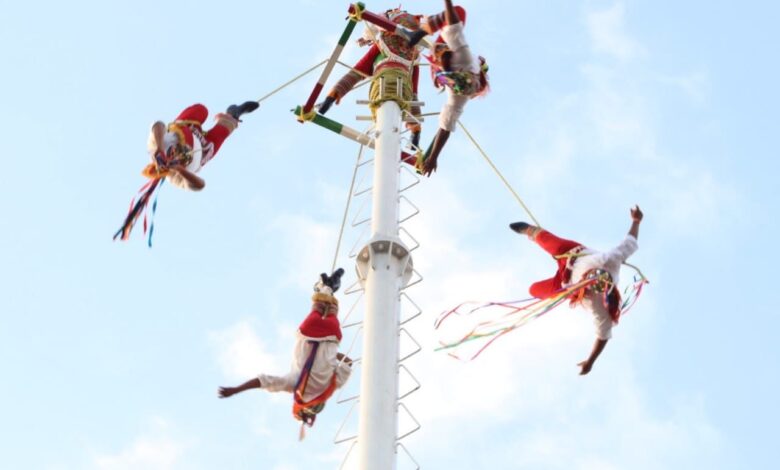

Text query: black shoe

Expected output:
[509,222,533,234]
[400,28,427,47]
[320,268,345,293]
[227,101,259,120]
[318,95,336,115]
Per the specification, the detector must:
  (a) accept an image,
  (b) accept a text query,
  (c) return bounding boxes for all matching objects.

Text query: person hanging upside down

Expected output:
[113,101,260,243]
[510,206,644,375]
[402,1,489,176]
[218,269,353,431]
[144,101,259,190]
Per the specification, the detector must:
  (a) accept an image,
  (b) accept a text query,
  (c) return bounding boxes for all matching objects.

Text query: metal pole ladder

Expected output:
[333,69,425,470]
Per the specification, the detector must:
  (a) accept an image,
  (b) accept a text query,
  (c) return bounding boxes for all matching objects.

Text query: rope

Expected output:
[336,60,372,78]
[331,143,366,273]
[297,107,317,123]
[457,120,542,227]
[368,68,413,119]
[348,2,365,22]
[622,261,647,281]
[255,59,328,104]
[556,247,649,285]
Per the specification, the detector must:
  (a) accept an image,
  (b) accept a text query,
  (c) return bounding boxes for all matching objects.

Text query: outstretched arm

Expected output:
[151,121,166,154]
[422,128,451,177]
[218,378,261,399]
[629,205,643,239]
[578,338,608,375]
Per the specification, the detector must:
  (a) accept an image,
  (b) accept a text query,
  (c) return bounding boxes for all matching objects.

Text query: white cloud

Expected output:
[509,383,722,469]
[92,419,189,470]
[209,319,284,382]
[267,214,341,290]
[586,2,643,61]
[581,63,656,154]
[658,71,710,104]
[514,5,732,241]
[653,167,738,236]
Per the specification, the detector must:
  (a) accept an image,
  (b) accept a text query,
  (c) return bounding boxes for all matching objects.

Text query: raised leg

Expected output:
[174,103,208,125]
[533,230,582,257]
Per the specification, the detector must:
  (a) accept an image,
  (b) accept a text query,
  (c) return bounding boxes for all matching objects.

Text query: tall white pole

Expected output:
[355,97,409,470]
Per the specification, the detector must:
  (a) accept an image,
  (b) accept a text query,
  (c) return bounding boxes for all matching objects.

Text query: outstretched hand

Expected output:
[218,387,237,399]
[167,166,205,191]
[422,155,438,177]
[630,205,643,222]
[577,361,593,376]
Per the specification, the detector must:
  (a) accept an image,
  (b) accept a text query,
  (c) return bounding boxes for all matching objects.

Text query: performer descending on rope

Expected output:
[401,1,489,176]
[510,206,644,375]
[218,268,353,433]
[319,8,425,159]
[113,101,258,243]
[143,101,259,191]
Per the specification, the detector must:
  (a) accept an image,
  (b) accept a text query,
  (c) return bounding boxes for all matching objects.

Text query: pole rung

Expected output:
[398,364,421,401]
[401,268,423,291]
[339,441,359,470]
[398,227,420,253]
[396,402,421,442]
[334,400,360,445]
[399,292,422,326]
[399,327,422,363]
[396,443,420,470]
[356,100,425,106]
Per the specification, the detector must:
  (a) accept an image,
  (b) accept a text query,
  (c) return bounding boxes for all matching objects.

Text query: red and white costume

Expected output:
[145,103,238,188]
[258,293,352,402]
[435,22,484,132]
[529,230,639,340]
[328,10,423,123]
[421,6,487,132]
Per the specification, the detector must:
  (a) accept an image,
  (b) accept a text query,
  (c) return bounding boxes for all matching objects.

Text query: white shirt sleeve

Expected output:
[439,91,469,132]
[591,235,638,275]
[611,234,639,261]
[585,296,613,340]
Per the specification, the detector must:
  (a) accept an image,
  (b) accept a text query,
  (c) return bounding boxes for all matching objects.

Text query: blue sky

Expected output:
[1,0,778,469]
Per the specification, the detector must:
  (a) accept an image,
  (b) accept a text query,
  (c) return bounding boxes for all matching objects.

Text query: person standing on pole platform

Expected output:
[401,1,489,177]
[319,9,425,151]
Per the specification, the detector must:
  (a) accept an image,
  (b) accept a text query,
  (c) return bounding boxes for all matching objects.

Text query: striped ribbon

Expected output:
[113,178,165,246]
[435,270,648,361]
[434,278,595,361]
